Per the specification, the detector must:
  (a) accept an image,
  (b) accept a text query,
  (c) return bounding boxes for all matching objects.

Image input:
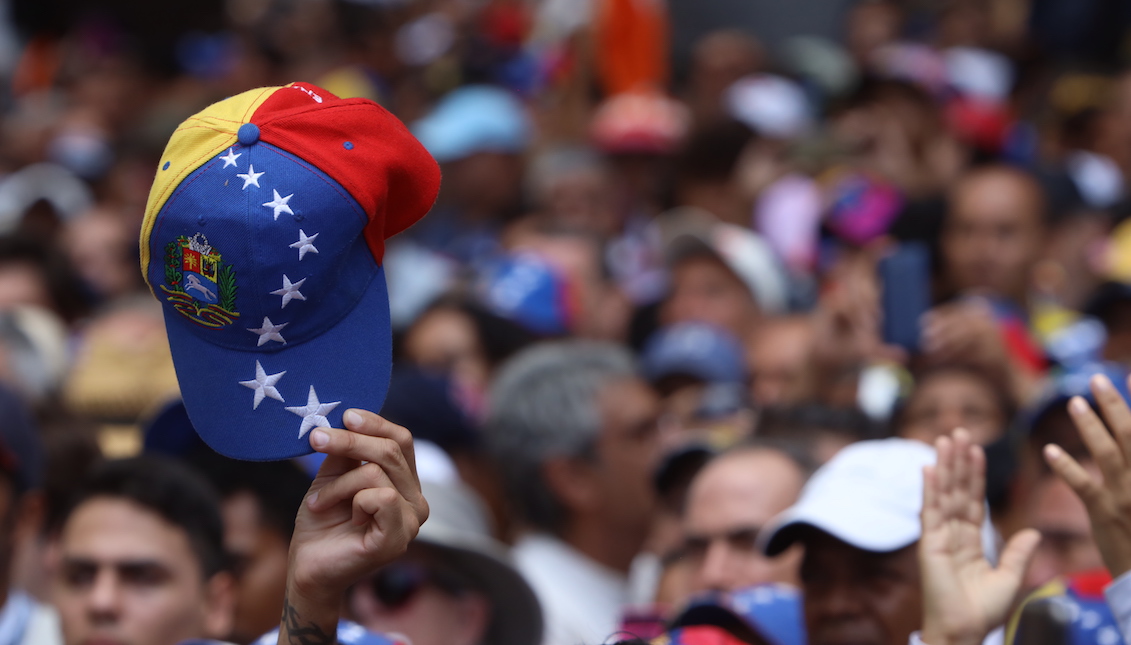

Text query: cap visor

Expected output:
[760,493,920,556]
[164,266,392,461]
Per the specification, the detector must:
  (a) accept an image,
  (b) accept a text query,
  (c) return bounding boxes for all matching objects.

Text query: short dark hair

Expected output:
[58,456,229,578]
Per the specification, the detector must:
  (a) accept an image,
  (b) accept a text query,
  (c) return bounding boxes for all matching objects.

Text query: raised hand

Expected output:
[1045,374,1131,580]
[920,429,1041,645]
[278,409,429,645]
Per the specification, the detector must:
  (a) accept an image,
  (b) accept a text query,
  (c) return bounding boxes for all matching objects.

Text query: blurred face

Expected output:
[0,262,51,312]
[55,497,231,645]
[899,371,1006,446]
[404,307,490,394]
[222,492,289,645]
[64,211,138,300]
[594,378,663,537]
[683,450,805,594]
[847,1,901,62]
[941,169,1045,303]
[800,530,922,645]
[447,152,523,217]
[1022,472,1104,593]
[348,546,489,645]
[747,318,814,407]
[662,256,759,339]
[541,169,617,236]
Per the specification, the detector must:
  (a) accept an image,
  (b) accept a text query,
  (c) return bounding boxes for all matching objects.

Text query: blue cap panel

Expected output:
[165,265,391,460]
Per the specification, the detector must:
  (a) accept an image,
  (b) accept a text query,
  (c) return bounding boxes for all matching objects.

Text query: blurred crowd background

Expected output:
[0,0,1130,643]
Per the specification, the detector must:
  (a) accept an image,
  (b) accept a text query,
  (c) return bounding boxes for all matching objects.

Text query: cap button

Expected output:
[237,123,260,146]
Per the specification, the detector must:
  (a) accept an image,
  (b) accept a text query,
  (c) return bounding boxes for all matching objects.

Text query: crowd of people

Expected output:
[0,0,1127,643]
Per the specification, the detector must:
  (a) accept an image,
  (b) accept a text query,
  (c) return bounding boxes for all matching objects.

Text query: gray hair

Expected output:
[485,340,637,534]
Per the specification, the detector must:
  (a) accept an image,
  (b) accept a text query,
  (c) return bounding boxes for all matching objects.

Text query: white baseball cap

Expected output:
[759,438,936,556]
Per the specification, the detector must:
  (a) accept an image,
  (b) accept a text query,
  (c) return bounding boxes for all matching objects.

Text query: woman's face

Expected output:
[899,370,1007,446]
[403,307,490,396]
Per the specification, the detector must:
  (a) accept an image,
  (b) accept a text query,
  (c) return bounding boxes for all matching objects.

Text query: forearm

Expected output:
[277,581,341,645]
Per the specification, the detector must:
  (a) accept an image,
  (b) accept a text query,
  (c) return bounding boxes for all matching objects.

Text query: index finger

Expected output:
[308,410,416,482]
[341,409,418,478]
[309,414,423,512]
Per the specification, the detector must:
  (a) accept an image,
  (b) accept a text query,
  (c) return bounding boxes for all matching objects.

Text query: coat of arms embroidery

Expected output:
[160,233,239,328]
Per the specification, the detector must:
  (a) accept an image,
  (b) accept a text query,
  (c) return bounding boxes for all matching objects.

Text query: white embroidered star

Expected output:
[289,229,319,260]
[247,316,288,346]
[237,164,264,189]
[238,360,286,409]
[263,189,294,220]
[269,274,307,308]
[285,386,341,439]
[219,148,241,168]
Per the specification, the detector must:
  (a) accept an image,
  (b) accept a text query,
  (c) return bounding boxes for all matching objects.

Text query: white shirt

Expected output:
[0,591,62,645]
[512,533,630,645]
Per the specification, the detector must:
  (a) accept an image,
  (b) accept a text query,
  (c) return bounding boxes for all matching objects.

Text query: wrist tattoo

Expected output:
[280,593,336,645]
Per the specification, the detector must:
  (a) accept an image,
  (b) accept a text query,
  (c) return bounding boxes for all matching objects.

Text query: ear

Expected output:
[542,455,601,516]
[202,571,237,640]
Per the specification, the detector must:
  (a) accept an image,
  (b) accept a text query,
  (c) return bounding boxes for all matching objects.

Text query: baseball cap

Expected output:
[590,90,690,155]
[670,584,806,645]
[477,253,577,336]
[658,208,789,315]
[1027,362,1131,432]
[642,322,747,385]
[412,85,532,164]
[759,438,995,557]
[725,74,813,140]
[141,82,440,460]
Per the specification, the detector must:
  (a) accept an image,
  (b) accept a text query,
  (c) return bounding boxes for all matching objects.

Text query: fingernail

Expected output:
[307,491,319,508]
[1070,397,1089,415]
[1044,444,1062,461]
[344,409,362,429]
[1093,374,1112,391]
[311,429,330,448]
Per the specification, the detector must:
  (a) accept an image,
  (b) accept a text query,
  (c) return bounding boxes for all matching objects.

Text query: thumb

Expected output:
[997,528,1041,582]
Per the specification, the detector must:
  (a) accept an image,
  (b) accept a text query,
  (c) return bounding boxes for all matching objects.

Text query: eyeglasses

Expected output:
[369,561,472,609]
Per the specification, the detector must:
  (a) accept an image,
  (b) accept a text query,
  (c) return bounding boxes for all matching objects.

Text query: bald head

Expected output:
[942,165,1046,303]
[682,447,806,592]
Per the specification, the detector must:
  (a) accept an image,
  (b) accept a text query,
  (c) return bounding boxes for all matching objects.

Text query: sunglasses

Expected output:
[370,561,472,609]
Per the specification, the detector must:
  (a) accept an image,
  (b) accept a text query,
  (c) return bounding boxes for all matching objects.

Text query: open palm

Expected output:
[920,429,1040,645]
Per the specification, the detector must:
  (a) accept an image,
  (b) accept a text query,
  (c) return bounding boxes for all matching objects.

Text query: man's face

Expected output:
[941,169,1044,303]
[746,318,814,407]
[1022,472,1104,593]
[800,530,922,645]
[55,497,230,645]
[683,450,805,593]
[222,491,289,645]
[593,378,664,538]
[662,255,759,339]
[899,371,1006,446]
